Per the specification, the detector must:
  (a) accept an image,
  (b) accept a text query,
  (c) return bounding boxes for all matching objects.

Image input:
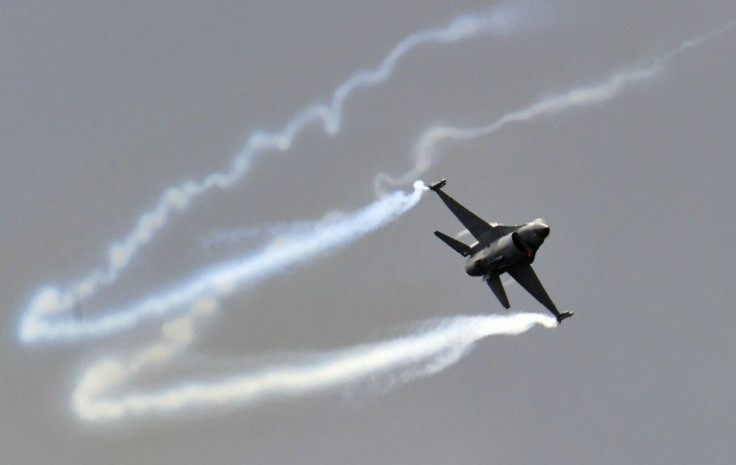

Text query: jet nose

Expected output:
[536,224,550,239]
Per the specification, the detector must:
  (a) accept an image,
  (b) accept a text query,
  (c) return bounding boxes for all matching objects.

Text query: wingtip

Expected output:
[428,178,447,191]
[556,311,574,324]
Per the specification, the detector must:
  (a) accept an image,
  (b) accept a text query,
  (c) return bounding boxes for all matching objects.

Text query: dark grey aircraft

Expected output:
[429,179,573,324]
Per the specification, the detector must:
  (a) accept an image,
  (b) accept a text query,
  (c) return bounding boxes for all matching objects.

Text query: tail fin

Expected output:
[434,231,471,256]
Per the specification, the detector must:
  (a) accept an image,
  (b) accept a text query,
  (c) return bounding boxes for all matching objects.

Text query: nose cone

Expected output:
[532,219,550,239]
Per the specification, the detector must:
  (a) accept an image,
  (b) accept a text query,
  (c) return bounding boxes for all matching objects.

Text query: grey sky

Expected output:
[3,1,736,464]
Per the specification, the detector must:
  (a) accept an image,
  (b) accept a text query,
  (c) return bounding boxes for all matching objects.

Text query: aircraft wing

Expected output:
[432,187,509,243]
[506,264,560,316]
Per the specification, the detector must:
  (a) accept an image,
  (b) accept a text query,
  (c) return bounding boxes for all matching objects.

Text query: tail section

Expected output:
[434,231,471,257]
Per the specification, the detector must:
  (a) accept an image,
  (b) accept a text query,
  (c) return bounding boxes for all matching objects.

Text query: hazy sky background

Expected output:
[2,1,736,464]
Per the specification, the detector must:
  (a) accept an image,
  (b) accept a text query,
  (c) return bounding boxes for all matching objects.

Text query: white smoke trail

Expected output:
[26,3,534,327]
[21,182,426,344]
[376,20,736,189]
[29,9,736,426]
[199,221,322,250]
[74,312,556,421]
[14,4,556,424]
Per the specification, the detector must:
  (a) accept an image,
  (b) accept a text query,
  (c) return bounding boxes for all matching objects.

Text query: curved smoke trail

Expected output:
[20,6,734,424]
[376,19,736,189]
[21,182,426,344]
[74,311,556,421]
[199,221,326,251]
[22,2,533,332]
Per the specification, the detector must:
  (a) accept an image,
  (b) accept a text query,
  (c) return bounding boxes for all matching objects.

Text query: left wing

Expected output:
[431,183,508,244]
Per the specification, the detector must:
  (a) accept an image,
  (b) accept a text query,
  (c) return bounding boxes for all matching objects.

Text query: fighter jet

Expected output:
[429,179,573,324]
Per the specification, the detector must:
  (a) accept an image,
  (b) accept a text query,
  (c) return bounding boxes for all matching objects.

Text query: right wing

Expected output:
[506,264,560,318]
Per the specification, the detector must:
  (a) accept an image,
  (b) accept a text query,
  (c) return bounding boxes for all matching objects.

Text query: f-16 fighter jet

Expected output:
[429,179,573,324]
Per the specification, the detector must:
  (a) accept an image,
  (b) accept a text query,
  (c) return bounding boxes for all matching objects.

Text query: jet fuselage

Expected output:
[464,221,550,276]
[428,178,572,323]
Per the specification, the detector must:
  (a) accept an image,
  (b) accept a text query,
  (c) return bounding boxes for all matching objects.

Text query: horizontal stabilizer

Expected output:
[434,231,471,256]
[486,274,510,309]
